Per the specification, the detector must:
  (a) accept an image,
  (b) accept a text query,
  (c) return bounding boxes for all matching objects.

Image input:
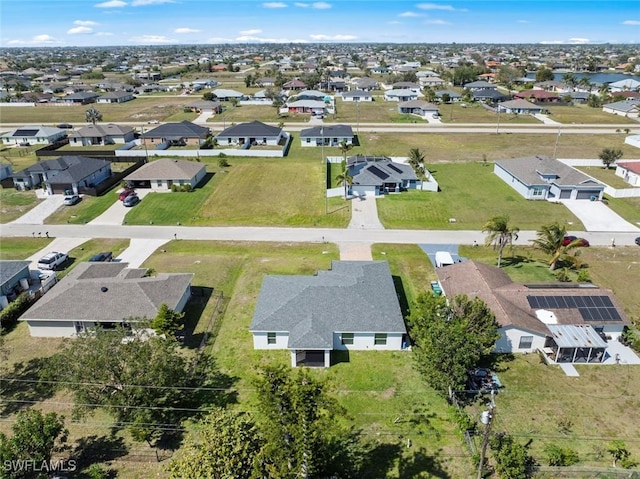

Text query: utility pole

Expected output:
[476,391,495,479]
[553,127,561,158]
[321,127,327,214]
[496,107,501,134]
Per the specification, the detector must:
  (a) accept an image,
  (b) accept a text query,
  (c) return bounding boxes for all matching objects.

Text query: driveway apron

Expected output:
[560,199,640,233]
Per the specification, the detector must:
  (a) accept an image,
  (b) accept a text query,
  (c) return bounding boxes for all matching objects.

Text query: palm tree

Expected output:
[335,164,353,199]
[562,73,577,89]
[530,222,580,271]
[408,147,425,172]
[482,214,519,268]
[578,77,593,92]
[85,107,102,125]
[338,140,352,163]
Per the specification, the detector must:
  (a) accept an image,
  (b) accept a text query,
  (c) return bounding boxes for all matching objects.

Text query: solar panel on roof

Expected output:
[387,163,403,174]
[591,296,605,307]
[368,165,389,180]
[556,296,567,308]
[579,308,592,320]
[573,297,586,308]
[564,296,576,308]
[583,296,596,308]
[590,307,603,321]
[601,296,613,307]
[527,296,538,308]
[13,129,38,136]
[607,308,621,320]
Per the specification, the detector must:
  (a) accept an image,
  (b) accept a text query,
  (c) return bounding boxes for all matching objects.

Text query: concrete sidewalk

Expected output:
[10,194,65,225]
[116,238,170,268]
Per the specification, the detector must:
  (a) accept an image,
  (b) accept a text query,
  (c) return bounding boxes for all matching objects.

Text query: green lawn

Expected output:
[576,165,633,189]
[0,189,41,223]
[124,158,351,228]
[0,237,53,260]
[44,189,120,224]
[376,162,583,230]
[604,195,640,230]
[545,104,638,124]
[439,103,538,124]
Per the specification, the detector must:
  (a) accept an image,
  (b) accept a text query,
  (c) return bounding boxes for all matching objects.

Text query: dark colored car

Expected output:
[56,123,73,129]
[118,188,135,201]
[123,194,140,207]
[635,237,640,246]
[89,251,113,262]
[562,236,589,247]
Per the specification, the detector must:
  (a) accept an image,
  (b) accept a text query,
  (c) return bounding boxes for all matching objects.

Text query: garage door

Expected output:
[576,190,600,200]
[559,189,572,199]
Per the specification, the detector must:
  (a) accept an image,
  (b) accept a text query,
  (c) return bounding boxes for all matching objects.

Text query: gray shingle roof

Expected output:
[125,158,205,181]
[603,100,640,113]
[141,121,210,139]
[300,124,353,138]
[14,156,111,184]
[69,123,133,139]
[21,262,193,322]
[349,157,416,186]
[495,156,603,189]
[217,120,282,138]
[0,261,30,286]
[250,261,406,349]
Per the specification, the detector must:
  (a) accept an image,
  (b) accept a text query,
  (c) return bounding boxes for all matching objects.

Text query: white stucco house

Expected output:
[20,262,193,337]
[250,261,408,368]
[341,90,373,102]
[299,124,354,147]
[384,89,419,102]
[615,161,640,187]
[494,155,605,201]
[1,126,67,146]
[124,158,207,190]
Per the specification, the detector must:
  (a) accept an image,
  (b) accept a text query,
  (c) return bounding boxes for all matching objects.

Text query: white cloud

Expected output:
[131,0,174,5]
[95,0,127,7]
[263,2,287,7]
[235,35,308,43]
[240,29,262,35]
[7,34,59,45]
[416,3,467,12]
[539,40,564,44]
[74,20,99,26]
[207,36,234,42]
[174,27,201,33]
[309,33,357,40]
[130,34,174,43]
[539,37,590,45]
[622,20,640,25]
[67,26,94,34]
[569,37,590,44]
[399,11,421,17]
[425,19,451,25]
[294,2,309,6]
[312,2,331,8]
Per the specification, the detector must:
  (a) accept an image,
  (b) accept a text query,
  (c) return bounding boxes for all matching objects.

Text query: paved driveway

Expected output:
[560,199,640,233]
[116,238,170,268]
[25,237,91,271]
[88,190,152,226]
[348,195,383,230]
[10,194,66,225]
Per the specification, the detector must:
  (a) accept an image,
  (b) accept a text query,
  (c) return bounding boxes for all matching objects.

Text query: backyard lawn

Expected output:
[376,162,584,230]
[545,104,638,124]
[0,189,41,223]
[576,165,634,189]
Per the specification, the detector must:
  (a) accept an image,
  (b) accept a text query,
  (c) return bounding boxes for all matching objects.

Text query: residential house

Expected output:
[96,91,135,104]
[13,156,112,195]
[250,261,407,368]
[463,80,497,91]
[191,78,219,89]
[494,155,605,201]
[497,99,544,115]
[353,77,379,91]
[615,161,640,187]
[141,121,211,147]
[341,90,373,102]
[0,162,12,181]
[284,99,327,114]
[391,82,421,92]
[184,100,223,113]
[384,89,419,102]
[125,158,206,190]
[1,126,67,146]
[419,76,445,88]
[212,88,245,101]
[215,120,285,146]
[514,89,559,103]
[533,81,572,93]
[348,155,419,196]
[256,77,276,87]
[294,90,329,101]
[435,90,462,102]
[282,79,307,92]
[398,100,439,118]
[61,92,99,104]
[20,262,193,337]
[299,124,354,147]
[472,89,510,103]
[608,79,640,93]
[0,261,31,308]
[69,124,135,146]
[436,260,629,362]
[602,100,640,118]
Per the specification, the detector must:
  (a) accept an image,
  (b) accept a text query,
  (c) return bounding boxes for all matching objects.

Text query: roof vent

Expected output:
[100,286,108,292]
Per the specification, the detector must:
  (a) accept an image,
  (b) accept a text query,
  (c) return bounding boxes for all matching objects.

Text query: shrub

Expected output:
[0,293,34,334]
[218,157,230,167]
[180,184,192,192]
[576,269,591,283]
[555,268,571,282]
[544,443,579,466]
[171,184,178,192]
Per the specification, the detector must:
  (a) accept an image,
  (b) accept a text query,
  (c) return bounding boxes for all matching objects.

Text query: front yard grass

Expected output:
[576,165,634,189]
[545,104,638,124]
[439,103,538,124]
[376,162,584,230]
[0,237,53,260]
[44,189,120,224]
[0,189,41,223]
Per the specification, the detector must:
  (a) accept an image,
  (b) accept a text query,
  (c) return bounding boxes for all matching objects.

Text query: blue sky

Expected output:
[1,0,639,47]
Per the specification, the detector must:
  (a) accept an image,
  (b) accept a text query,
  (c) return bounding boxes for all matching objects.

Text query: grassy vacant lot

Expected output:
[545,104,638,124]
[377,162,583,230]
[0,189,41,223]
[577,165,634,189]
[124,158,350,228]
[0,237,52,260]
[207,104,309,125]
[439,103,539,124]
[45,189,120,224]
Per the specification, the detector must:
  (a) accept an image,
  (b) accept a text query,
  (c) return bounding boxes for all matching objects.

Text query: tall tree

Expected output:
[44,324,191,445]
[409,293,499,396]
[254,366,363,478]
[338,139,353,162]
[408,147,425,172]
[85,107,102,125]
[490,432,534,479]
[530,222,581,271]
[562,73,577,88]
[166,409,263,479]
[535,66,554,83]
[482,214,520,268]
[151,303,185,337]
[599,148,623,169]
[0,410,68,479]
[335,162,353,199]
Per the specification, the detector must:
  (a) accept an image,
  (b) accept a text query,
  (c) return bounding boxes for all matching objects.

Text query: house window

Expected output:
[374,333,387,345]
[267,332,276,345]
[306,138,311,143]
[518,336,534,349]
[156,180,163,187]
[532,187,545,197]
[342,333,354,345]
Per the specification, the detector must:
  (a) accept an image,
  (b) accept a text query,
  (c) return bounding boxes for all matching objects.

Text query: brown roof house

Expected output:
[125,158,206,191]
[436,261,629,364]
[20,262,193,337]
[69,123,135,146]
[141,121,210,148]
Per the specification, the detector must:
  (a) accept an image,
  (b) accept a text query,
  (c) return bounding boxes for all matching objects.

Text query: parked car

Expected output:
[89,251,113,262]
[37,252,68,270]
[56,123,73,129]
[63,195,81,206]
[563,236,589,247]
[635,237,640,246]
[118,188,135,201]
[123,194,140,207]
[147,119,160,124]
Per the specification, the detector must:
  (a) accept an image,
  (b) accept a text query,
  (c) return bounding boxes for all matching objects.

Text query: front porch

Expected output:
[290,349,331,368]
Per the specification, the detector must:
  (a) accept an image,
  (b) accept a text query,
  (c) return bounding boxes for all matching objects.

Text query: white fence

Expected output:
[0,102,36,107]
[559,159,640,198]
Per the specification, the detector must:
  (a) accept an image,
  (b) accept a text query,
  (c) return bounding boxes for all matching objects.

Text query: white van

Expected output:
[435,251,455,268]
